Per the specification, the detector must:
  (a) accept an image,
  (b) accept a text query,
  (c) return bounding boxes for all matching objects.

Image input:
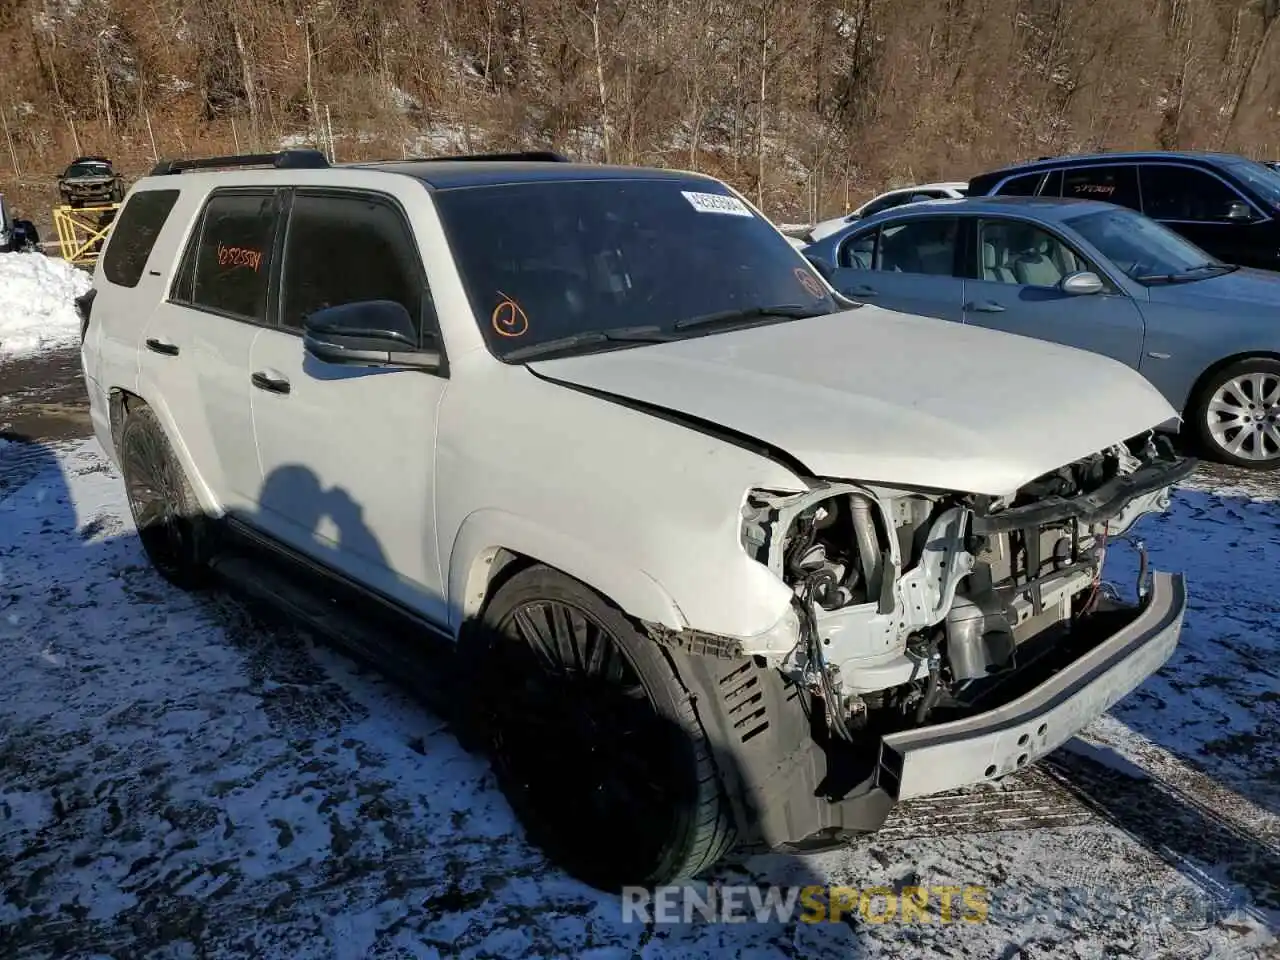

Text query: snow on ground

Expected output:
[0,254,91,361]
[0,437,1277,958]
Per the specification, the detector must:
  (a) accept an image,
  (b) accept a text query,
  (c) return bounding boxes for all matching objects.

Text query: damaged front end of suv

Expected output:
[733,431,1192,816]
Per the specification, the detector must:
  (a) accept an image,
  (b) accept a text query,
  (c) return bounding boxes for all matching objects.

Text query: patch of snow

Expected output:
[390,84,421,114]
[405,122,474,157]
[0,254,91,361]
[278,132,321,150]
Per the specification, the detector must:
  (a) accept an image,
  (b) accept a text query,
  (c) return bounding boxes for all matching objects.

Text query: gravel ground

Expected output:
[0,350,1276,959]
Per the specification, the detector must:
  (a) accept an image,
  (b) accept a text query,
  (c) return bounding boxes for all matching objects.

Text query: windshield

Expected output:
[433,178,836,360]
[66,162,111,178]
[1063,206,1224,282]
[1219,156,1280,210]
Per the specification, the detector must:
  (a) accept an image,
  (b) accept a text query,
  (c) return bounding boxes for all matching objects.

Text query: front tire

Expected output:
[118,404,213,588]
[1190,357,1280,469]
[472,565,735,890]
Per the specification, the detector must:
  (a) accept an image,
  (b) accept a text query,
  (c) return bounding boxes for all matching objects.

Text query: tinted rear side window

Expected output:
[179,191,280,322]
[874,217,960,275]
[1140,165,1247,221]
[102,189,180,288]
[993,172,1044,196]
[1062,165,1141,210]
[280,191,432,338]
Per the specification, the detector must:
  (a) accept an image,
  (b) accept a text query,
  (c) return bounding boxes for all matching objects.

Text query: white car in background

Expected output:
[805,181,968,243]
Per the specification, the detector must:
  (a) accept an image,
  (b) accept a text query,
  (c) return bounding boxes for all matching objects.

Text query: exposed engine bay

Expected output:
[739,432,1195,743]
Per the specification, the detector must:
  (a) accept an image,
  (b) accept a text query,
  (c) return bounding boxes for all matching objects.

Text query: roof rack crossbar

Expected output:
[150,148,330,177]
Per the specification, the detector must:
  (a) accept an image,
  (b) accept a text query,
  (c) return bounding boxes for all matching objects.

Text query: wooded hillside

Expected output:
[1,0,1278,225]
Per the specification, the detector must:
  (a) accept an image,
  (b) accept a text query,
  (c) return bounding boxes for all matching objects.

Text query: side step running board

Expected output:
[208,552,459,717]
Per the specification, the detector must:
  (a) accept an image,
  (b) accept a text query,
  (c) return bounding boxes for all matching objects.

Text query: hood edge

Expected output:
[526,366,817,484]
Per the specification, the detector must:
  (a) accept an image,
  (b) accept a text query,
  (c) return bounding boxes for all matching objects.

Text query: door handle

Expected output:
[847,285,879,298]
[251,370,291,395]
[145,337,179,356]
[965,301,1006,313]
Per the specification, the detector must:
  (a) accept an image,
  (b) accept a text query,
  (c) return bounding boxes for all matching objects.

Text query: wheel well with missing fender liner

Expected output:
[108,388,145,456]
[461,547,535,630]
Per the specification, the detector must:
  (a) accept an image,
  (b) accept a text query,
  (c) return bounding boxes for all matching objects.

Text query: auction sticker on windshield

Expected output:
[682,191,754,217]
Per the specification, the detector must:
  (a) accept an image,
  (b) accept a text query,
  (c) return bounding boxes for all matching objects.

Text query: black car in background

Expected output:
[57,156,124,208]
[968,151,1280,272]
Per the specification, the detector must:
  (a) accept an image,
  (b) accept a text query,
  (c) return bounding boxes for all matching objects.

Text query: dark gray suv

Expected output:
[969,151,1280,273]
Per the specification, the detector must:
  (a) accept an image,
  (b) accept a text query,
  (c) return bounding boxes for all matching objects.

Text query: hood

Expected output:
[1148,266,1280,309]
[528,307,1177,496]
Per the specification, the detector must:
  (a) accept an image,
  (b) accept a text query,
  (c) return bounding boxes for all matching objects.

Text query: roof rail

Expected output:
[402,150,571,164]
[149,148,330,177]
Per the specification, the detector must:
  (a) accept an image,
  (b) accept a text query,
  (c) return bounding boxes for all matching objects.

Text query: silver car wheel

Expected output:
[1206,371,1280,462]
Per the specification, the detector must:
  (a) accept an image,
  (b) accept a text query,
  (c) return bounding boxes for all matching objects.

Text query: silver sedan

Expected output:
[802,196,1280,468]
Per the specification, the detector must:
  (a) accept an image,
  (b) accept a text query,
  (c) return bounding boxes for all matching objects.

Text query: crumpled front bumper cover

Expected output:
[876,571,1187,801]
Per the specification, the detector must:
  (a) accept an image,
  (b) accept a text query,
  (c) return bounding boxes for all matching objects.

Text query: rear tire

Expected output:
[471,565,735,890]
[118,404,213,588]
[1190,357,1280,469]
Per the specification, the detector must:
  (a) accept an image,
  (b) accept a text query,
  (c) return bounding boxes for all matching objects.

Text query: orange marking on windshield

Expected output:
[492,291,530,337]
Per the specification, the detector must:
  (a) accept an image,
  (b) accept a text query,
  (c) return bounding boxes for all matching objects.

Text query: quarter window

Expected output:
[102,189,180,288]
[978,220,1086,287]
[179,191,280,322]
[280,192,432,339]
[873,218,959,275]
[1140,165,1249,222]
[1061,165,1141,210]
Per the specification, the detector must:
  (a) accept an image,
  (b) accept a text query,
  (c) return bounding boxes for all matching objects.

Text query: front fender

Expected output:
[446,508,689,634]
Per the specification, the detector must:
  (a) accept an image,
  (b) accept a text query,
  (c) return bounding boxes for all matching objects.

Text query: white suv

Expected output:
[80,148,1191,890]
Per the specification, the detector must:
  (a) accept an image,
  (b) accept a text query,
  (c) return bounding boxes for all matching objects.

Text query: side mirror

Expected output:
[1226,200,1254,222]
[804,254,836,282]
[1060,271,1105,296]
[303,300,441,371]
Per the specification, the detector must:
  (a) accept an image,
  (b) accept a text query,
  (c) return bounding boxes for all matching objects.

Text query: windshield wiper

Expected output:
[1136,261,1239,284]
[673,303,833,331]
[502,325,674,362]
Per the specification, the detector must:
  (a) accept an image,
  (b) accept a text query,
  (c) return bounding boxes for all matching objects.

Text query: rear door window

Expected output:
[175,190,281,323]
[839,229,878,269]
[279,191,435,342]
[102,189,180,288]
[1140,164,1251,222]
[1061,165,1141,210]
[874,218,960,275]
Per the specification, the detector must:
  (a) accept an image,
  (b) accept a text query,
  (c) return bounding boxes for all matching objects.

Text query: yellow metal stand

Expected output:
[53,203,120,265]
